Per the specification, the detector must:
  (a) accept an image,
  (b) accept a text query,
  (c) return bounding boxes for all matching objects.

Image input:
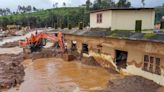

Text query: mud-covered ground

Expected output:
[0,53,25,90]
[94,75,161,92]
[0,41,162,92]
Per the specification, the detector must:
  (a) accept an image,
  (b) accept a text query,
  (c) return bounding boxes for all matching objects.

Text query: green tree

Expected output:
[116,0,131,8]
[92,0,115,10]
[86,0,92,10]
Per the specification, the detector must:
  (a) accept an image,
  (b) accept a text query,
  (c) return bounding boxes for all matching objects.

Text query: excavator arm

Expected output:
[19,32,64,52]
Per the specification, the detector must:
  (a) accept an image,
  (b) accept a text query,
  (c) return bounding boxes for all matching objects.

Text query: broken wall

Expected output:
[64,34,164,85]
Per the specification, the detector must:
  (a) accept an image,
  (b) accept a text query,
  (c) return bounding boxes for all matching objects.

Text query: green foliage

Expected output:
[92,0,131,10]
[144,33,156,38]
[92,0,115,10]
[111,32,118,37]
[0,7,89,28]
[116,0,131,8]
[68,23,72,30]
[79,22,83,30]
[86,0,92,10]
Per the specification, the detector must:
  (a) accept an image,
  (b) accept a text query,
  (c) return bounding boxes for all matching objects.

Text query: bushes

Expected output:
[144,33,156,38]
[0,7,89,28]
[79,22,83,30]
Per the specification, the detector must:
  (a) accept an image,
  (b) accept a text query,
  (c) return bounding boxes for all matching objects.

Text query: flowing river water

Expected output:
[5,58,116,92]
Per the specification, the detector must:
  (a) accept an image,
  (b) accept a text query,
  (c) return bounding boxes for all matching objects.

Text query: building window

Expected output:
[97,13,102,23]
[143,55,161,75]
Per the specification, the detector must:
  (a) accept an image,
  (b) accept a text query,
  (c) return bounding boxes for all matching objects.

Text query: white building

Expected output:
[90,8,155,31]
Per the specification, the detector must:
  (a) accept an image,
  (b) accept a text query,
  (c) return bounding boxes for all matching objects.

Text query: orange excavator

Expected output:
[19,31,65,53]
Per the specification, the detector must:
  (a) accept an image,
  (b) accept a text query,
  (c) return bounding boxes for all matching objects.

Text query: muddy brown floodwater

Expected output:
[7,58,117,92]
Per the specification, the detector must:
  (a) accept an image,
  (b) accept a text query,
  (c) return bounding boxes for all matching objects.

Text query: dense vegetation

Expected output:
[0,7,89,28]
[0,0,134,29]
[0,7,90,29]
[0,0,164,29]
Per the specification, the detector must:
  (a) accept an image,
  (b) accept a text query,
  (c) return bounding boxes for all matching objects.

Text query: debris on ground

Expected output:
[0,53,25,89]
[23,48,62,60]
[94,75,161,92]
[0,40,162,92]
[81,56,101,66]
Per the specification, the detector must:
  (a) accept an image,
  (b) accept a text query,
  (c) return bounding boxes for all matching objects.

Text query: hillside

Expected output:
[0,7,89,28]
[0,6,164,29]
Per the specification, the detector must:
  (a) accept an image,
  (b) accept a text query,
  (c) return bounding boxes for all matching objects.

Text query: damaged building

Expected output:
[55,30,164,86]
[47,8,164,86]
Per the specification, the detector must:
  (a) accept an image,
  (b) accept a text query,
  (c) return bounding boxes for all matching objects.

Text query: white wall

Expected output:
[90,9,155,30]
[90,11,112,28]
[111,10,155,30]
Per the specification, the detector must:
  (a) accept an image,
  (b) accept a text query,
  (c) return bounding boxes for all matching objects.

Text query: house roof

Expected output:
[90,8,154,13]
[48,28,164,43]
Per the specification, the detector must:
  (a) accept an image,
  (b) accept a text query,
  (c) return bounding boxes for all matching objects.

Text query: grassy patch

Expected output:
[144,33,156,38]
[113,30,133,32]
[111,32,118,37]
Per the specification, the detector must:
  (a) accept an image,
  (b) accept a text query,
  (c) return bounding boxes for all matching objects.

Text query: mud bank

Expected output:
[0,53,25,90]
[23,48,101,67]
[94,75,161,92]
[23,48,62,60]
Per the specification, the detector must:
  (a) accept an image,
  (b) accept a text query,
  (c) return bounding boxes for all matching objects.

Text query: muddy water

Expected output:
[8,58,112,92]
[156,87,164,92]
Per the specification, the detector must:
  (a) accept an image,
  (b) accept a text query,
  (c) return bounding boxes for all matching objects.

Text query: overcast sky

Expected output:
[0,0,163,11]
